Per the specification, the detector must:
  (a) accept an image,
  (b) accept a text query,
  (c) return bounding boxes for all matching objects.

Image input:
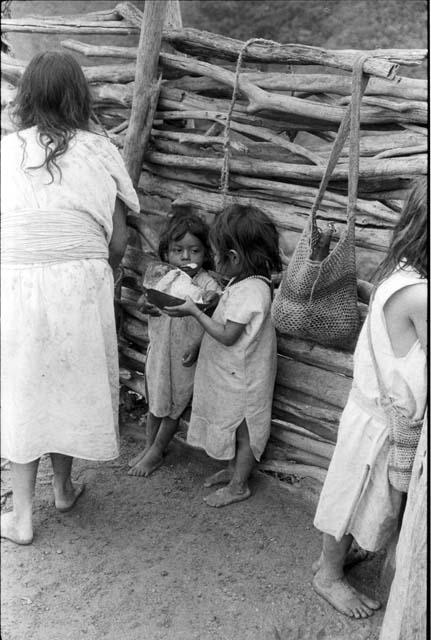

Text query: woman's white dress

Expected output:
[187,277,277,462]
[314,267,427,551]
[1,127,140,463]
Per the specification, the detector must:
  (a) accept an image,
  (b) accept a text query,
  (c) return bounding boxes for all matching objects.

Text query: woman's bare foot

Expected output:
[1,511,33,545]
[128,447,149,468]
[313,569,381,618]
[203,469,233,488]
[53,480,85,513]
[128,448,163,477]
[312,547,369,574]
[204,485,251,508]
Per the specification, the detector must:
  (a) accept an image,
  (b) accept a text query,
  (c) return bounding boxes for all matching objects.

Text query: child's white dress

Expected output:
[146,270,219,420]
[1,127,140,463]
[187,277,277,461]
[314,266,427,551]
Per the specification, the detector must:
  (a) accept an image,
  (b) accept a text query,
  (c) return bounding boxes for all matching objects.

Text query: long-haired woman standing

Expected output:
[1,51,140,544]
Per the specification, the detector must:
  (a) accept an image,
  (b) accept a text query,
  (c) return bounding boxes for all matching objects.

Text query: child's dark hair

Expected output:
[12,50,92,183]
[158,208,214,270]
[375,177,428,282]
[210,204,282,278]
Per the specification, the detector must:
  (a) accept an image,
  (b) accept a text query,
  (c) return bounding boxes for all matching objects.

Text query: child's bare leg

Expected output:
[204,461,235,488]
[50,454,85,512]
[129,417,178,477]
[313,533,381,618]
[1,460,39,545]
[128,413,161,467]
[204,420,254,507]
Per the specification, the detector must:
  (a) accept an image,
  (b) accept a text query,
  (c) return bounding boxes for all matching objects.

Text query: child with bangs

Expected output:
[128,210,220,477]
[164,204,282,507]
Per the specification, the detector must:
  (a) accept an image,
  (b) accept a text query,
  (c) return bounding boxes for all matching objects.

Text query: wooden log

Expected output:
[163,72,427,101]
[123,0,167,186]
[138,169,392,255]
[120,372,147,398]
[270,418,334,445]
[276,356,352,410]
[145,150,427,181]
[257,460,327,484]
[157,90,342,132]
[161,29,403,78]
[1,18,139,35]
[277,336,353,377]
[158,52,426,125]
[61,38,138,59]
[145,157,396,225]
[264,443,330,470]
[119,343,146,369]
[270,422,334,461]
[272,393,340,442]
[122,317,149,347]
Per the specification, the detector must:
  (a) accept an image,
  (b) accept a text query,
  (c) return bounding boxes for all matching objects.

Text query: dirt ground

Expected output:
[1,408,388,640]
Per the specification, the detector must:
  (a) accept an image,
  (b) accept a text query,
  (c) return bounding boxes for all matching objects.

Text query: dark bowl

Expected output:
[145,288,207,311]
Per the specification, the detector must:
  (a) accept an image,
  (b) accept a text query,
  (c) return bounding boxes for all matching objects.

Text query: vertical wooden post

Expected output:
[123,0,168,187]
[165,0,182,29]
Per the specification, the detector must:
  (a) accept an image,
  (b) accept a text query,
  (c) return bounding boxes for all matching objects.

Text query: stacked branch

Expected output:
[1,3,427,490]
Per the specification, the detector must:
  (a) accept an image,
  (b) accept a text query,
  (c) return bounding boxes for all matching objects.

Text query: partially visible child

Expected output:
[164,204,282,507]
[128,211,220,477]
[312,177,428,619]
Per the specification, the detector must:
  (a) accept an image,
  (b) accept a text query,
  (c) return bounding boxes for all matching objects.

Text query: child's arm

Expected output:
[164,297,245,347]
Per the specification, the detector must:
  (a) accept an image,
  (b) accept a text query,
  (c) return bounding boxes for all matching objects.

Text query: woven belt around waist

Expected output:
[1,208,109,264]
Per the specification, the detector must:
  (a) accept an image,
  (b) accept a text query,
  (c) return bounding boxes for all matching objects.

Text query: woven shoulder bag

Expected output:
[271,55,369,349]
[367,294,424,493]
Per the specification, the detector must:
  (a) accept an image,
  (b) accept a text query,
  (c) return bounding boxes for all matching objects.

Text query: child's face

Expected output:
[167,232,206,275]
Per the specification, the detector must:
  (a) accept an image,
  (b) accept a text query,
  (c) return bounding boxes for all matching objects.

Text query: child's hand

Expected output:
[163,296,199,317]
[137,293,161,317]
[182,345,200,367]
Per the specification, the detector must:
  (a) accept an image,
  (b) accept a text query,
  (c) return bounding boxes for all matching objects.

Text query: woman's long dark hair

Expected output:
[210,204,282,278]
[158,208,214,271]
[375,177,428,282]
[12,50,92,183]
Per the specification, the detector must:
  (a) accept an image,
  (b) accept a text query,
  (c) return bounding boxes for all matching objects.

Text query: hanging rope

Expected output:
[220,37,280,205]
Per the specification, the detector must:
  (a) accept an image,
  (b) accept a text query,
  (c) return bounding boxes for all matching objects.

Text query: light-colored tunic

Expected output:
[1,127,140,463]
[187,277,277,462]
[146,270,220,420]
[314,267,427,551]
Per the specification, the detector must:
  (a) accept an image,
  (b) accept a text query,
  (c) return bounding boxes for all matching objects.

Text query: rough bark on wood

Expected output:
[123,0,168,186]
[379,419,427,640]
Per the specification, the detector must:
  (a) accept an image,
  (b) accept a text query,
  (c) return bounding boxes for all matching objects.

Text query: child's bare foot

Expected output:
[311,547,369,574]
[128,447,149,468]
[1,511,33,545]
[204,485,251,508]
[313,569,380,618]
[128,448,164,477]
[203,469,233,488]
[53,480,85,513]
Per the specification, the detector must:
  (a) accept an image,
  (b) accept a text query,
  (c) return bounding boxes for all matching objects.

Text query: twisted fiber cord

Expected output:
[220,37,280,205]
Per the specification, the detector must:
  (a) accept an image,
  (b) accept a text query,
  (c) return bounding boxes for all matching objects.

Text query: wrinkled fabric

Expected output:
[314,267,427,551]
[1,127,140,463]
[146,270,220,420]
[187,277,277,462]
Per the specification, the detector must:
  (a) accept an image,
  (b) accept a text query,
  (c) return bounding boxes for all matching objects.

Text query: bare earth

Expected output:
[1,415,386,640]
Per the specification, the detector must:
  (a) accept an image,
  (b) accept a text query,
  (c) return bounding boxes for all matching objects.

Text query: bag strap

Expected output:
[310,55,370,236]
[366,289,391,404]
